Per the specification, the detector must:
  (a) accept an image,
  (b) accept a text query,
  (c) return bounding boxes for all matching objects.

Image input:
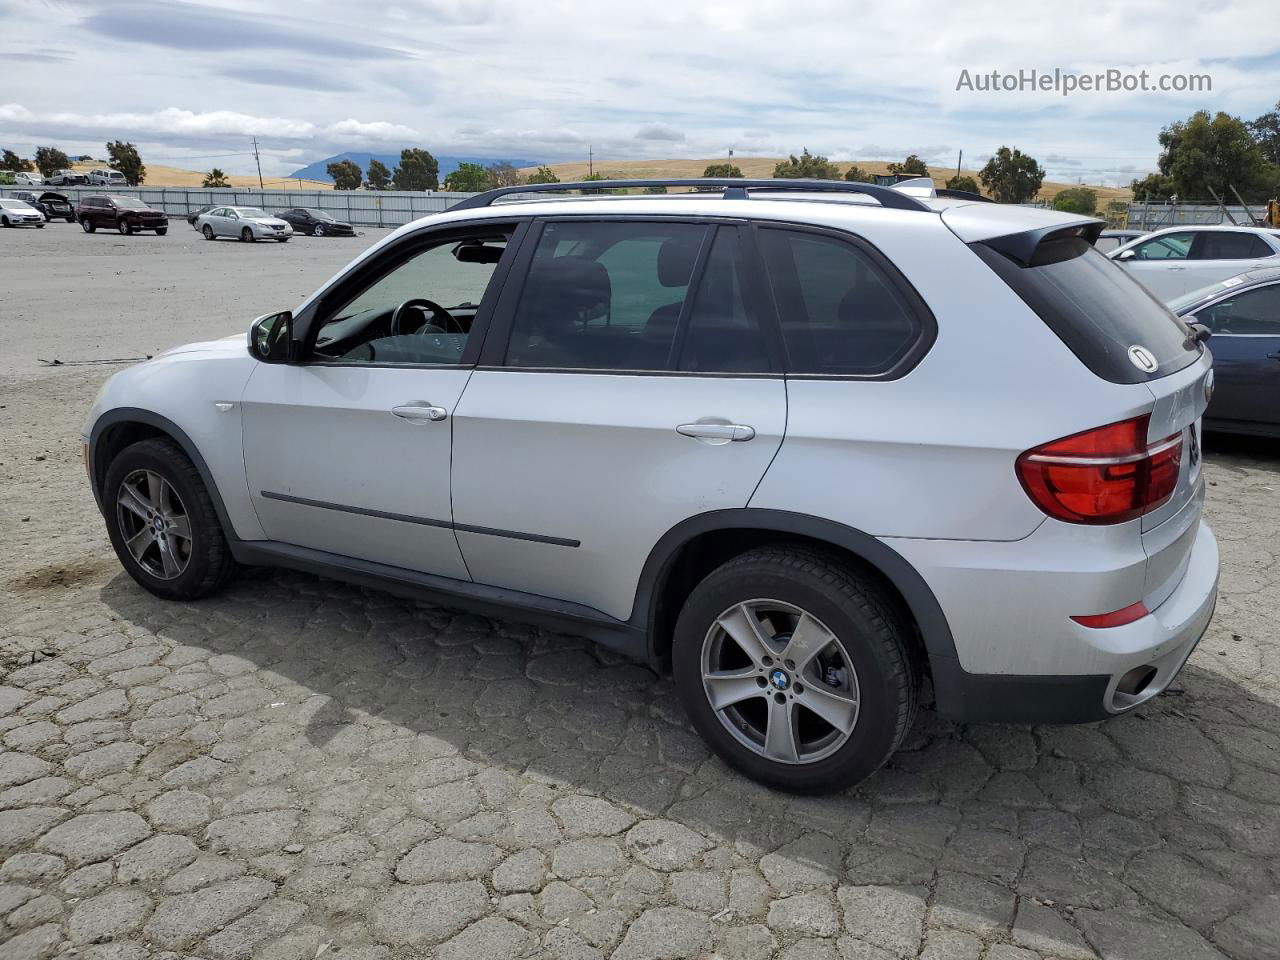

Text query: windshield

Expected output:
[233,208,268,218]
[114,198,147,209]
[306,209,334,220]
[1167,280,1248,315]
[0,199,31,209]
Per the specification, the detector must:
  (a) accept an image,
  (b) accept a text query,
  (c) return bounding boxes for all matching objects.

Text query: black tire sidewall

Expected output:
[103,441,227,600]
[673,557,912,793]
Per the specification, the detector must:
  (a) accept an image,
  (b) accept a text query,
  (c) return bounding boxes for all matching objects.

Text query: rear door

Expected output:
[449,218,786,621]
[1192,281,1280,428]
[1182,231,1278,293]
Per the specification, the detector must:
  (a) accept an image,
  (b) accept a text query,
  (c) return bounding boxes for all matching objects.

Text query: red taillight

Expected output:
[1071,601,1150,628]
[1016,415,1182,525]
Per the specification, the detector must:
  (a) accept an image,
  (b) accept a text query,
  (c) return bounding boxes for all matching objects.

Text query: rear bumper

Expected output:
[899,520,1218,723]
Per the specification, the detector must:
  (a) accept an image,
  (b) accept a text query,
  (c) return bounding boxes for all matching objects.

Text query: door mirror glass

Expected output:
[248,311,294,363]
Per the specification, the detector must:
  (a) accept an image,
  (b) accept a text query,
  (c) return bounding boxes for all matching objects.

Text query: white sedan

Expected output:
[0,196,46,227]
[194,206,293,242]
[1109,225,1280,300]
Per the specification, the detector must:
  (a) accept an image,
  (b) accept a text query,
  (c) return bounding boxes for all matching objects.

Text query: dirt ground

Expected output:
[1,222,1277,960]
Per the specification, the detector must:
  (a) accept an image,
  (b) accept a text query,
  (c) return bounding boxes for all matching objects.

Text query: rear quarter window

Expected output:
[973,237,1199,384]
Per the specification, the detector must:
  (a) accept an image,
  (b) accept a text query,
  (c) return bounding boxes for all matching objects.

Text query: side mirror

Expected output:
[248,311,295,363]
[1115,249,1137,262]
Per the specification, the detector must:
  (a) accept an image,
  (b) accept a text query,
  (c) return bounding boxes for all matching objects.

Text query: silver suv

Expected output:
[83,179,1219,791]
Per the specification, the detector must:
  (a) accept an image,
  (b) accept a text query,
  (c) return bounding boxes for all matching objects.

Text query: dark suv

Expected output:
[77,195,169,235]
[13,191,75,222]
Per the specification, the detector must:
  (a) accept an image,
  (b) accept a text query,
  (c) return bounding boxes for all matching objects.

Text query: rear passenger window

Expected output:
[1193,232,1275,260]
[678,228,772,373]
[504,221,707,371]
[759,228,924,376]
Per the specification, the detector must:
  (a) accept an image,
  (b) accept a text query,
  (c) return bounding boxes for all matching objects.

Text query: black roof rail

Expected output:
[935,188,992,203]
[449,178,933,212]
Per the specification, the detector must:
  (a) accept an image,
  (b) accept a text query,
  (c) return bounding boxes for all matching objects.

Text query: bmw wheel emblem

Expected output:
[769,669,790,691]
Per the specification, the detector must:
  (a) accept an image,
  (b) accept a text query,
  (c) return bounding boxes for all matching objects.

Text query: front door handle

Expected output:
[1267,351,1280,361]
[676,422,756,443]
[392,403,448,423]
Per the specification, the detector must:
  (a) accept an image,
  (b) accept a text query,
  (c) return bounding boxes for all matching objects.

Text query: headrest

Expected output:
[523,256,612,331]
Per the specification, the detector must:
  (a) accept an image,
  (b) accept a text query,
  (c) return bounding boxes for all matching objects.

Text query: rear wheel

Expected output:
[155,227,167,236]
[81,218,95,233]
[672,547,918,793]
[202,224,215,240]
[277,237,289,243]
[103,438,238,601]
[240,227,254,242]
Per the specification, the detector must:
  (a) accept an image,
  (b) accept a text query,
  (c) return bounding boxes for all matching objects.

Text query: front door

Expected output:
[1118,231,1197,299]
[241,222,521,578]
[451,219,787,621]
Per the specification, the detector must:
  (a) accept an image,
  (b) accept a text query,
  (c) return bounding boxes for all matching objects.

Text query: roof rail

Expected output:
[449,178,933,212]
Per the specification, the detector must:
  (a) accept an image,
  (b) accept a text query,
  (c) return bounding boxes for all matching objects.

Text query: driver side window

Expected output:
[311,228,513,365]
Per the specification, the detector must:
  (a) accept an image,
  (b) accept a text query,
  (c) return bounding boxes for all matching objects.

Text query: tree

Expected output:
[1052,187,1098,216]
[2,149,33,172]
[106,140,145,185]
[773,149,841,179]
[1249,101,1280,167]
[365,158,391,190]
[1130,172,1176,201]
[945,174,981,194]
[702,163,744,178]
[844,165,873,183]
[326,159,363,190]
[978,146,1045,203]
[202,168,231,188]
[393,148,439,191]
[888,154,929,177]
[485,161,521,187]
[1156,110,1269,202]
[444,162,492,192]
[34,146,70,178]
[526,165,560,184]
[644,185,669,194]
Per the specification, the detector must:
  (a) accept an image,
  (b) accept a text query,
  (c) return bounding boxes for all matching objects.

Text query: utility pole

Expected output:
[252,137,264,191]
[955,149,962,180]
[588,145,593,177]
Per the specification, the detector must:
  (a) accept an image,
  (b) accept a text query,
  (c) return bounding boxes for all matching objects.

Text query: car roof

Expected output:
[1142,223,1280,236]
[1171,265,1280,314]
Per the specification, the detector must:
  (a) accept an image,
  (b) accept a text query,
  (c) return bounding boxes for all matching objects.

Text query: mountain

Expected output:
[288,151,540,184]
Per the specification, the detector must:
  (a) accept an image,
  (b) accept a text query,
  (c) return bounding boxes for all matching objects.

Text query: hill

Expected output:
[287,152,539,184]
[518,157,1133,206]
[69,161,332,190]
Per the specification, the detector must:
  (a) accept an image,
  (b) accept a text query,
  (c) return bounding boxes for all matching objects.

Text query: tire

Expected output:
[103,438,239,601]
[240,227,254,242]
[117,219,132,235]
[672,547,918,793]
[1,217,9,228]
[155,228,167,236]
[36,223,44,229]
[81,218,95,233]
[277,237,289,243]
[313,224,325,237]
[202,224,215,240]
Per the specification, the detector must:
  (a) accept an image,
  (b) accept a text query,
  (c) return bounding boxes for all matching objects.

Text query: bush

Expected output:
[844,166,873,183]
[944,174,981,194]
[1052,187,1098,216]
[773,149,841,179]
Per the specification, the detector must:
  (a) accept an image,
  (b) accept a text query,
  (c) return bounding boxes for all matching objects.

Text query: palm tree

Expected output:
[202,168,230,188]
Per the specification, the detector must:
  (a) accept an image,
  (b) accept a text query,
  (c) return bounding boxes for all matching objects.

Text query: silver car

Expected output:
[83,178,1218,792]
[195,206,293,242]
[0,196,46,227]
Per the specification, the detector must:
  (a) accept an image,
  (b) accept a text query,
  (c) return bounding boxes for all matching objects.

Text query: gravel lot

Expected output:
[2,223,1279,960]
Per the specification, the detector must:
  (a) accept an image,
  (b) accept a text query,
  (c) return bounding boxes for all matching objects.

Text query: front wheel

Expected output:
[202,224,215,240]
[117,219,132,235]
[103,438,238,601]
[313,224,325,237]
[240,227,254,242]
[276,237,289,243]
[81,218,95,233]
[1,216,9,228]
[672,547,918,793]
[155,228,167,236]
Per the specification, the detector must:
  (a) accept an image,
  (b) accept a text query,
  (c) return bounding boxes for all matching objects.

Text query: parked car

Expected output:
[14,171,44,187]
[47,169,86,186]
[1094,228,1147,254]
[83,178,1218,792]
[187,204,217,228]
[76,194,169,235]
[195,206,292,242]
[0,196,45,227]
[1168,267,1280,437]
[1109,225,1280,300]
[12,191,74,222]
[86,168,128,187]
[277,207,355,237]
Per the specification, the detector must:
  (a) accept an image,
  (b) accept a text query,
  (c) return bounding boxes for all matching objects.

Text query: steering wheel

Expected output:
[390,298,463,336]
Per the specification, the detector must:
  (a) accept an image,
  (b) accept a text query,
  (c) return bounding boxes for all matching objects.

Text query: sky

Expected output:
[2,0,1278,186]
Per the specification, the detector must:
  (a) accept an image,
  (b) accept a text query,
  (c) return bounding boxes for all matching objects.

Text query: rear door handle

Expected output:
[392,402,448,422]
[676,422,756,442]
[1267,351,1280,361]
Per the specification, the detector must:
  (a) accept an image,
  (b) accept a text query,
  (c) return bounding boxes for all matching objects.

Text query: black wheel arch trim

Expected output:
[629,508,967,711]
[89,408,238,542]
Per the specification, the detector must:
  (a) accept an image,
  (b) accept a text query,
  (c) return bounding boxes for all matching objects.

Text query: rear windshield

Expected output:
[973,237,1199,384]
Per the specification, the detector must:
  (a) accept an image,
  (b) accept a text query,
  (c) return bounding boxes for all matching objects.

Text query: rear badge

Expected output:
[1127,345,1159,374]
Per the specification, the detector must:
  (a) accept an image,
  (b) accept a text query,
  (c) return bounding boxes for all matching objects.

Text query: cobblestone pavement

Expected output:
[2,229,1280,960]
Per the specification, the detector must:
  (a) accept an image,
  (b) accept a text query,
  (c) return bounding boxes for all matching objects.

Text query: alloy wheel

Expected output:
[701,599,861,764]
[115,469,193,580]
[313,224,324,237]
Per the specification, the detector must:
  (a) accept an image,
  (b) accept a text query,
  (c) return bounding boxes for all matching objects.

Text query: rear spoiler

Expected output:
[982,220,1105,266]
